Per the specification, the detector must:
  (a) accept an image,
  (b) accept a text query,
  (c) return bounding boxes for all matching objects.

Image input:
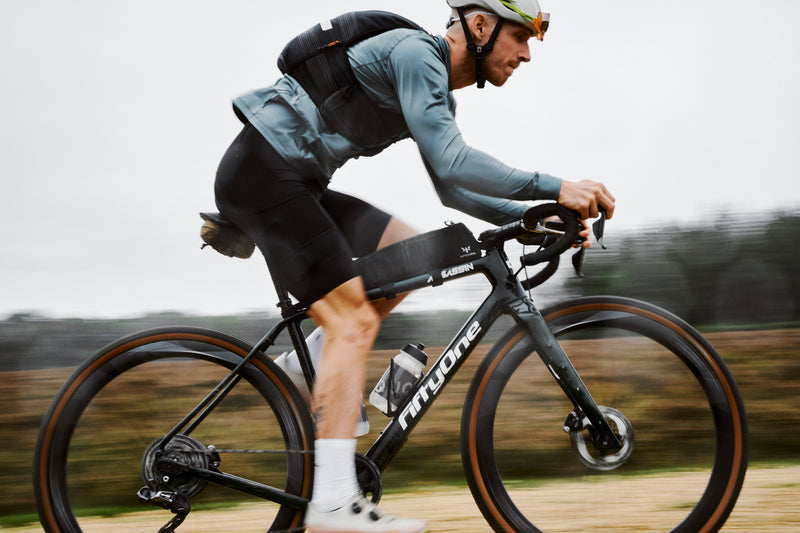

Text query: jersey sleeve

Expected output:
[421,156,529,225]
[388,35,562,224]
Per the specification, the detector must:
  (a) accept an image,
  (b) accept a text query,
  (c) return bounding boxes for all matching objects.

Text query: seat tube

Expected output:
[508,297,622,451]
[274,282,315,390]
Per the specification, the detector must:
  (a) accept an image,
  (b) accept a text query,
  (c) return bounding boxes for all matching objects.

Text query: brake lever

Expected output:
[593,208,607,250]
[572,208,608,277]
[572,247,585,277]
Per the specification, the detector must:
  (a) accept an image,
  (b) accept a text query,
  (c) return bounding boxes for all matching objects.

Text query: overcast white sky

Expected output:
[2,0,799,319]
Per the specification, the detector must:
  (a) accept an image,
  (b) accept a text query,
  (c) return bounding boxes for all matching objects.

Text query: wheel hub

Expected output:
[569,406,634,471]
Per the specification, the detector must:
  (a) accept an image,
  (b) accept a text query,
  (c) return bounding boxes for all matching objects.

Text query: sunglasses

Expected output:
[447,7,550,41]
[533,12,550,41]
[497,1,550,39]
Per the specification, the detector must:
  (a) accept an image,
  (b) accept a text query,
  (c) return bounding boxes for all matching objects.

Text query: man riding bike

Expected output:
[213,1,615,531]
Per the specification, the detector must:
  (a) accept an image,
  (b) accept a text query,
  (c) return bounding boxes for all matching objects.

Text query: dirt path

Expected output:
[379,466,800,532]
[12,466,798,532]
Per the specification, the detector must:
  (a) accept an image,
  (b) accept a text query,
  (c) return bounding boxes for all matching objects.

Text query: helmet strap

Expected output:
[456,7,506,89]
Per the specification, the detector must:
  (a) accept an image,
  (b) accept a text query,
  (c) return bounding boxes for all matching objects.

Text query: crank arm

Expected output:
[158,458,308,510]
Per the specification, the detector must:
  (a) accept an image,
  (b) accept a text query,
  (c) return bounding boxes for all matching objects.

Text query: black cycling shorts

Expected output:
[215,123,392,305]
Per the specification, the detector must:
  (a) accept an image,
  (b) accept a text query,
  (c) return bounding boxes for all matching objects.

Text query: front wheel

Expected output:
[462,296,747,532]
[34,327,315,533]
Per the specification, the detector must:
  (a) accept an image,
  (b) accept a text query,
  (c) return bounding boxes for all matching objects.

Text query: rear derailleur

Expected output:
[137,434,220,533]
[136,486,191,533]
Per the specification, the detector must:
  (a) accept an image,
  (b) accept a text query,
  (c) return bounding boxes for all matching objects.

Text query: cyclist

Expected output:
[214,0,615,531]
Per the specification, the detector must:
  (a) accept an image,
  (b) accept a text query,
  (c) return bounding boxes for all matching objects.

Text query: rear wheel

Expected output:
[462,296,747,532]
[34,327,314,533]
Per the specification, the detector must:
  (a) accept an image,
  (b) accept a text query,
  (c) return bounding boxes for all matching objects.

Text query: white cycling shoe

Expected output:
[304,494,428,533]
[273,353,370,437]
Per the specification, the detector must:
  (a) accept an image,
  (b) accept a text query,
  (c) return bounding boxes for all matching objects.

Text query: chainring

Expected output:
[355,453,383,503]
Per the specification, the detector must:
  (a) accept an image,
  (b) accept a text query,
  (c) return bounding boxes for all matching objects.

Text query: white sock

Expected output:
[286,326,324,374]
[311,439,361,512]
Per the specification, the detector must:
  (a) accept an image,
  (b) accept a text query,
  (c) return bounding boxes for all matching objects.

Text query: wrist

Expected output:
[535,173,562,201]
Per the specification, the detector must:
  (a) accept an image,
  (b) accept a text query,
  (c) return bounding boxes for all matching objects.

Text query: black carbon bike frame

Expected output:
[155,240,620,508]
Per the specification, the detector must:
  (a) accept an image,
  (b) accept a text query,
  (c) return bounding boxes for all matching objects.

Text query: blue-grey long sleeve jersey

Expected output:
[233,28,562,226]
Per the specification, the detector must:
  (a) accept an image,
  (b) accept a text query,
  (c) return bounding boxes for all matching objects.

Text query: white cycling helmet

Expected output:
[446,0,550,88]
[447,0,550,40]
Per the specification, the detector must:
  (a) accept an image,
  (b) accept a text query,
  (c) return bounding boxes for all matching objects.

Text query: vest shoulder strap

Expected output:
[277,11,424,77]
[275,11,425,152]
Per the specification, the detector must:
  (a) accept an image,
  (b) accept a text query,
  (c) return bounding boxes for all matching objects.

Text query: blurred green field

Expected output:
[2,328,798,526]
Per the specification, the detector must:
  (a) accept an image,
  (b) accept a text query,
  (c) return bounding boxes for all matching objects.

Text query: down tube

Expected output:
[366,288,509,472]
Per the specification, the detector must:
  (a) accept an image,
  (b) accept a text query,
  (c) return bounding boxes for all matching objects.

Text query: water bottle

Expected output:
[369,343,427,416]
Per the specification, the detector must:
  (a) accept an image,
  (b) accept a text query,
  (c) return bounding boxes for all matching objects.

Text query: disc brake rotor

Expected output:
[570,406,634,471]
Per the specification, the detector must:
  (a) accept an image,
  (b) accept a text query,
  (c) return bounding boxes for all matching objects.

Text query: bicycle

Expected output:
[34,203,748,532]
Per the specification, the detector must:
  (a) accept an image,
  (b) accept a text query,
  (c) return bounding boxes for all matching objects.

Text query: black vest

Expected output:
[277,11,425,156]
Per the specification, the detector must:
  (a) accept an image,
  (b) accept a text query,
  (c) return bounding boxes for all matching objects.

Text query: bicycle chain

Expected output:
[147,447,312,533]
[214,449,313,455]
[169,448,312,455]
[151,445,313,532]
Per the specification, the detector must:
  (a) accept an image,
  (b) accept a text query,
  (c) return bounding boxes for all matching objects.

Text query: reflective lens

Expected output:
[497,1,550,40]
[534,12,550,41]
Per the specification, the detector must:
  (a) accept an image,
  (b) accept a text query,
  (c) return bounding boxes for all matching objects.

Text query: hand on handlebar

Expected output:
[478,202,609,290]
[577,219,592,248]
[557,179,616,221]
